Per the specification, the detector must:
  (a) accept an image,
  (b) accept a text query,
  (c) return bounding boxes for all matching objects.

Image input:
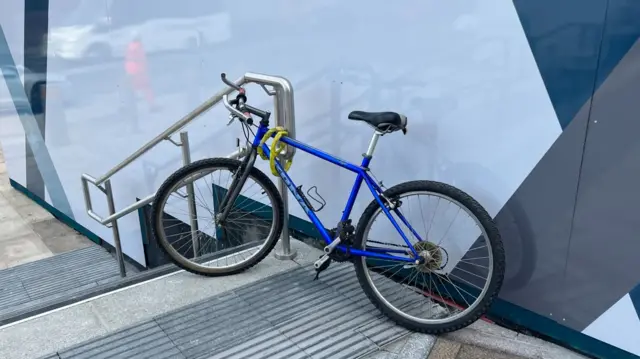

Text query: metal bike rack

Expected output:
[81,72,298,277]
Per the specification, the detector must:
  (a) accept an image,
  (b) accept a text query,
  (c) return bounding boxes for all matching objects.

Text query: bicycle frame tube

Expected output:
[217,147,258,221]
[217,125,267,223]
[258,130,418,261]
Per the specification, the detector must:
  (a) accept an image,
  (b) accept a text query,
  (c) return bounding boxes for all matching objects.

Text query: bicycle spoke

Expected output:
[154,162,280,273]
[359,187,497,327]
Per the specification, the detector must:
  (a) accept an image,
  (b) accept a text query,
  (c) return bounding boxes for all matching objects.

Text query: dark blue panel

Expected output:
[502,0,640,340]
[594,0,640,87]
[24,0,50,199]
[629,284,640,321]
[512,0,640,129]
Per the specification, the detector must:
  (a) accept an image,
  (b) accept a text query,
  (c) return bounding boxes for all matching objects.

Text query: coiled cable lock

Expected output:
[257,127,293,176]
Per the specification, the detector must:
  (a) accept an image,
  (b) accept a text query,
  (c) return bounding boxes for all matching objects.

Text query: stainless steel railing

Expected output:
[81,72,298,277]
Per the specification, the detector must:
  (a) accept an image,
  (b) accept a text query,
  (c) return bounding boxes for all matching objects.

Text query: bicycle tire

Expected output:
[353,180,505,334]
[151,157,284,277]
[440,161,536,292]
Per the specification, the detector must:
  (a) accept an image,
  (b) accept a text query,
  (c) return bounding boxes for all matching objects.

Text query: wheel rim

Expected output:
[155,165,278,272]
[360,190,494,325]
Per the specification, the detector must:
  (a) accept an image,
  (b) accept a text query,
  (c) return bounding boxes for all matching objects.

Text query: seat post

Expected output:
[364,131,383,158]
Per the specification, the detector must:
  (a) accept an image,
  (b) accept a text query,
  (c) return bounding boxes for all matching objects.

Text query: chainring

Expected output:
[329,249,352,262]
[326,226,354,262]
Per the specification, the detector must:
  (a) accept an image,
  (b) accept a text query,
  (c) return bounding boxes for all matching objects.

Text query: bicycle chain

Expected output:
[367,239,410,249]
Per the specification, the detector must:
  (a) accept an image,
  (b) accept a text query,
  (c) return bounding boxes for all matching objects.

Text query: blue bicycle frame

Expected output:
[251,124,423,263]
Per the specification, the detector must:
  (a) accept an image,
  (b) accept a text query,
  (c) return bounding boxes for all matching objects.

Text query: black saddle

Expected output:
[348,111,408,134]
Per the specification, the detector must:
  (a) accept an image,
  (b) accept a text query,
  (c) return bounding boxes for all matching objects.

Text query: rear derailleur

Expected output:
[313,219,356,280]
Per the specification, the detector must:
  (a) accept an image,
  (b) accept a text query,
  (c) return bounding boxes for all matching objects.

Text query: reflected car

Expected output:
[0,65,71,114]
[47,0,231,61]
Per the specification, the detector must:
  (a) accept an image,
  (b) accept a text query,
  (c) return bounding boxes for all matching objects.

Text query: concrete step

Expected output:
[0,245,140,326]
[0,240,587,359]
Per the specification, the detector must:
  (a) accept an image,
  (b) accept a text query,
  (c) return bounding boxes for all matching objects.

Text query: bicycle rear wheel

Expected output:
[353,180,504,334]
[151,158,284,276]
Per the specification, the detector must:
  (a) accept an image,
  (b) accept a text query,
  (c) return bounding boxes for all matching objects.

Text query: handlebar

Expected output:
[222,94,250,121]
[244,103,270,120]
[221,73,244,94]
[221,73,271,124]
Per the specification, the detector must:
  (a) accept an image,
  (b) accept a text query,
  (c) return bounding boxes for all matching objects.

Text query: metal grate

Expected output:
[50,263,413,359]
[0,245,133,322]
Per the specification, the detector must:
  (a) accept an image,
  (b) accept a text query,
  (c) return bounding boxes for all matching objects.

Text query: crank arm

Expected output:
[314,254,330,269]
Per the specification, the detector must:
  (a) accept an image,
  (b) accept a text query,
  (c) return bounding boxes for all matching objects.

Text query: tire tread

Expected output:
[150,158,284,277]
[353,180,505,334]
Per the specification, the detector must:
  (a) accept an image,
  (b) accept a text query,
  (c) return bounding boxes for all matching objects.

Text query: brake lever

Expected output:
[226,114,235,126]
[222,94,250,121]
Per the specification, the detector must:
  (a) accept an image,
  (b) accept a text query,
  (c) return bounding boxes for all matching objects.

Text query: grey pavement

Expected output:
[0,238,587,359]
[427,338,526,359]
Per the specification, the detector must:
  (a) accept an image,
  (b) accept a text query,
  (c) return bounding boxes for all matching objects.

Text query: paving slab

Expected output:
[456,344,527,359]
[13,202,54,224]
[427,338,461,359]
[0,216,35,243]
[0,232,53,267]
[40,233,93,255]
[31,219,79,239]
[442,320,588,359]
[0,194,22,221]
[0,146,97,266]
[2,189,43,209]
[0,303,110,359]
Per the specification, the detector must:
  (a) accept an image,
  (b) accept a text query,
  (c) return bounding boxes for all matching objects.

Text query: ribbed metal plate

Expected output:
[0,246,130,319]
[53,263,412,359]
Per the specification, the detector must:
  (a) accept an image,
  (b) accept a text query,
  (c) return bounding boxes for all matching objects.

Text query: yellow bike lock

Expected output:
[257,127,293,176]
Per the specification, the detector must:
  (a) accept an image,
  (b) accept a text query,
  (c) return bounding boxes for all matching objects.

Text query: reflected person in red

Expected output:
[124,32,158,112]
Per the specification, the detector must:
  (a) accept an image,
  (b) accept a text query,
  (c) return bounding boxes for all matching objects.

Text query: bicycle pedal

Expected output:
[313,255,331,280]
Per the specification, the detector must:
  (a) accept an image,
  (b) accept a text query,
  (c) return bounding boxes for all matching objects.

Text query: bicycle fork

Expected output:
[216,149,258,225]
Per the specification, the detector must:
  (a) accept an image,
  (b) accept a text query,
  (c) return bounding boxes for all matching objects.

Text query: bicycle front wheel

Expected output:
[353,180,505,334]
[151,158,284,276]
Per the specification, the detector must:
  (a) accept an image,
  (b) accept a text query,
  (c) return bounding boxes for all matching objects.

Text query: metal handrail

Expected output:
[93,72,296,186]
[81,72,298,277]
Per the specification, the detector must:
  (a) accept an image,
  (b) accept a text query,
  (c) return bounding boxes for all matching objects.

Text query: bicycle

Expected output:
[150,73,505,334]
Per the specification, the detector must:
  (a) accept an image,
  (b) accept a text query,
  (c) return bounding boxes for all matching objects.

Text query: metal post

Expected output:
[179,132,199,256]
[81,72,300,267]
[273,96,297,260]
[274,168,296,260]
[104,179,127,277]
